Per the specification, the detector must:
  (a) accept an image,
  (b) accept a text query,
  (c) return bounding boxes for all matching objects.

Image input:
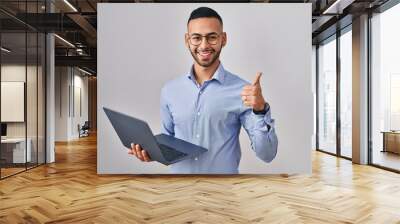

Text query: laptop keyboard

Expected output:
[159,144,187,161]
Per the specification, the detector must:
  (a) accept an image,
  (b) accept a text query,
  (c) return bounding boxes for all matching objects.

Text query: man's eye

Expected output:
[191,36,201,41]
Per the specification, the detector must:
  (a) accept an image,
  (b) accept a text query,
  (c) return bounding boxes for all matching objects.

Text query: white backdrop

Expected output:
[98,3,313,174]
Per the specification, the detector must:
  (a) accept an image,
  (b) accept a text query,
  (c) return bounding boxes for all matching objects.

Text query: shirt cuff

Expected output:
[252,102,270,115]
[252,104,273,132]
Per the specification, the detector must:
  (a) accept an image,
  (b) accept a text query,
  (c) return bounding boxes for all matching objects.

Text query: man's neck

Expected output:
[193,60,220,85]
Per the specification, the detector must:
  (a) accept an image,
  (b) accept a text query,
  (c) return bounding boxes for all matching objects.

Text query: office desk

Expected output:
[382,131,400,154]
[1,138,32,164]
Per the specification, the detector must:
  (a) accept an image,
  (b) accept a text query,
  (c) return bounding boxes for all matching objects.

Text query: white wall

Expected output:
[55,67,69,141]
[55,67,89,141]
[98,3,313,174]
[72,72,89,138]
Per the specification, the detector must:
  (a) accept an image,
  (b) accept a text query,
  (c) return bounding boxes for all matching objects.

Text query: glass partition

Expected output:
[0,31,28,177]
[0,1,46,179]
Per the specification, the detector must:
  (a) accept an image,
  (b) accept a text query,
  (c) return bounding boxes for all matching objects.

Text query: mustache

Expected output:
[195,49,215,53]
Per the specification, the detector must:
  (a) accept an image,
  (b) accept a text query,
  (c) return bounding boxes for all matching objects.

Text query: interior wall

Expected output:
[54,66,89,141]
[88,77,97,131]
[72,71,89,138]
[55,66,70,141]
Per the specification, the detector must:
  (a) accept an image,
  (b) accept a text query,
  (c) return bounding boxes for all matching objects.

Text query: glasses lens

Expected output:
[190,35,201,45]
[207,34,219,45]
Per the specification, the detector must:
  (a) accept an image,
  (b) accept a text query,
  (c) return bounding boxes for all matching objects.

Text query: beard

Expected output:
[190,46,222,68]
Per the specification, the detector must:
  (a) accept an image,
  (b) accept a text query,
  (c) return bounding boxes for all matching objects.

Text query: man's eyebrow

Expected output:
[189,32,219,36]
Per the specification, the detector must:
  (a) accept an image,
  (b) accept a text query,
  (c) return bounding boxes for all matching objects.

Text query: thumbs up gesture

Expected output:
[241,72,266,111]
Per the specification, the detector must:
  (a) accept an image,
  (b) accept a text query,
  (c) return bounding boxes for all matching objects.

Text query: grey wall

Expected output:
[55,67,89,141]
[98,3,313,174]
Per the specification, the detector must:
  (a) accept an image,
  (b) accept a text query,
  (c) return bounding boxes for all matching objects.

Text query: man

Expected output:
[128,7,278,174]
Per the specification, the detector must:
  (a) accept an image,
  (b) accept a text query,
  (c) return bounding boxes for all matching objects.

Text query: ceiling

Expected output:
[0,0,394,75]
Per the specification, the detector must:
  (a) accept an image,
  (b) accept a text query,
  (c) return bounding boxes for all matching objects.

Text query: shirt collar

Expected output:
[187,62,226,85]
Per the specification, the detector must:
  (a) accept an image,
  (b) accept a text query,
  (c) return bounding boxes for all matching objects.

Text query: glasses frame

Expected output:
[187,33,222,46]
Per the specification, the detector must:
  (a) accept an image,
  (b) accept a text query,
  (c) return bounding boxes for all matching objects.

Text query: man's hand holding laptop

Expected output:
[128,143,152,162]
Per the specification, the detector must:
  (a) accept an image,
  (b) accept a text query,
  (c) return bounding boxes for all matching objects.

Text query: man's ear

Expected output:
[222,32,227,47]
[185,33,189,48]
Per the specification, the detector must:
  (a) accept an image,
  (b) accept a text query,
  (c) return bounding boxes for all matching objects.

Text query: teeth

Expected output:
[199,52,211,56]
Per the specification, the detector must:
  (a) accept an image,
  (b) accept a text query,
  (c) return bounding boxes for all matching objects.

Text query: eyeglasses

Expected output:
[188,33,221,46]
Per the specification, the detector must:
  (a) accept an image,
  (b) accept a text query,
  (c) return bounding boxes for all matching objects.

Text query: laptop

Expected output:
[103,107,208,165]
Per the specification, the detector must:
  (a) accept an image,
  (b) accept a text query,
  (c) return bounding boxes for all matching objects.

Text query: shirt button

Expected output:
[196,134,200,138]
[199,91,202,94]
[194,157,198,161]
[197,112,200,116]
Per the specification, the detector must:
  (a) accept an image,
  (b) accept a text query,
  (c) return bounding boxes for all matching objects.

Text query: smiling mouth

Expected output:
[197,50,213,60]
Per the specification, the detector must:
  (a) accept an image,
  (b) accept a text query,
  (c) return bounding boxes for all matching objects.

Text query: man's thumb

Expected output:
[252,72,262,86]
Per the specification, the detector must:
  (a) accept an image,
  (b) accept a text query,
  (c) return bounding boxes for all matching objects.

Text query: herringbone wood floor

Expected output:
[1,133,400,224]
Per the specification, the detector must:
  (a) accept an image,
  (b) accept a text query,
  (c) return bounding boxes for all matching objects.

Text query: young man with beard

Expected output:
[128,7,278,174]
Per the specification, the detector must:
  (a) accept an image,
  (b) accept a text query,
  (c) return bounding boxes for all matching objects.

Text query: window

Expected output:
[318,36,337,154]
[371,3,400,171]
[340,28,352,158]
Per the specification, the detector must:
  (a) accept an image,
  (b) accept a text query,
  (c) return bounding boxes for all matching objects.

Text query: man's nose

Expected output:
[199,36,211,48]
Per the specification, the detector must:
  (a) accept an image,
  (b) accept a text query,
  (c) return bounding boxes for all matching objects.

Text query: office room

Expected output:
[0,0,399,223]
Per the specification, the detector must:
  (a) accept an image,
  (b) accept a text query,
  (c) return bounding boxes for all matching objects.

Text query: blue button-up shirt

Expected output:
[160,63,278,174]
